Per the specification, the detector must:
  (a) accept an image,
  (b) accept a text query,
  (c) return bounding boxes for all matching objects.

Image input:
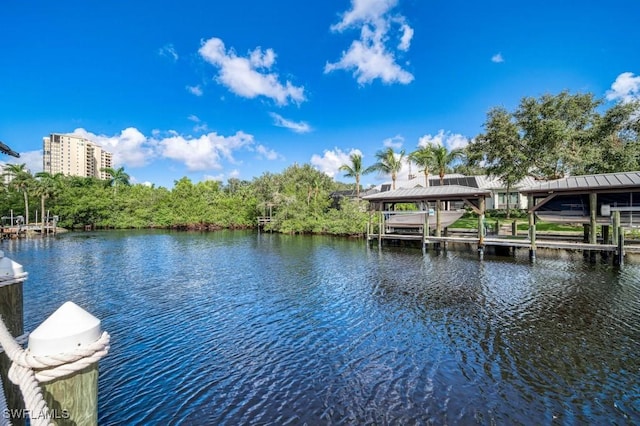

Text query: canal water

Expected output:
[4,230,639,424]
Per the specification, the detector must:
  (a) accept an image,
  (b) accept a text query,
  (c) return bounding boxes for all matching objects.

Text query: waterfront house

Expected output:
[378,174,537,211]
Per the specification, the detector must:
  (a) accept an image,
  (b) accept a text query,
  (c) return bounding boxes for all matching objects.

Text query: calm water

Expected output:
[3,230,640,425]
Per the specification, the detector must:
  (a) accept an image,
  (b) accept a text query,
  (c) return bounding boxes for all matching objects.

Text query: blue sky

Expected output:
[1,0,639,188]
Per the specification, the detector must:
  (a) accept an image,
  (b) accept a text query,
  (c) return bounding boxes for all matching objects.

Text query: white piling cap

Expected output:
[0,250,26,278]
[28,301,102,356]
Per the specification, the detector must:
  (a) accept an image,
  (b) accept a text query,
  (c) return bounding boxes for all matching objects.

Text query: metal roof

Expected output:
[362,185,491,202]
[520,171,640,194]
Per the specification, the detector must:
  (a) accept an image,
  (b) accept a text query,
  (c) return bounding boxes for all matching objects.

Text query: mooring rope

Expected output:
[0,317,110,426]
[0,369,9,426]
[0,275,28,290]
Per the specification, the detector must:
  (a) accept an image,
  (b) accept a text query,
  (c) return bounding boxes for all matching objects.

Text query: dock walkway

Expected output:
[368,232,637,255]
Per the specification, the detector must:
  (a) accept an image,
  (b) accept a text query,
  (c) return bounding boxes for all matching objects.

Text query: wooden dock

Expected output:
[257,217,272,226]
[361,179,639,265]
[427,235,618,252]
[367,232,635,259]
[1,227,25,239]
[1,225,59,239]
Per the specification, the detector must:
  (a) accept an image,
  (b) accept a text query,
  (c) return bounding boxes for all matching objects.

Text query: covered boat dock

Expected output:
[362,185,491,252]
[521,171,640,261]
[362,171,640,264]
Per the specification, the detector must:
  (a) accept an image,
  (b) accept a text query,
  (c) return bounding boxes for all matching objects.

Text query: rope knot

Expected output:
[0,318,110,426]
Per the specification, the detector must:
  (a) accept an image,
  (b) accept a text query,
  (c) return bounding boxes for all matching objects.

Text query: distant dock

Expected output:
[1,224,59,239]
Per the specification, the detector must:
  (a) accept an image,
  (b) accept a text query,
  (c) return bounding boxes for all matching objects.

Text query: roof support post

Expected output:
[477,196,485,247]
[528,194,536,260]
[612,210,620,246]
[422,201,428,251]
[589,192,598,245]
[435,200,442,238]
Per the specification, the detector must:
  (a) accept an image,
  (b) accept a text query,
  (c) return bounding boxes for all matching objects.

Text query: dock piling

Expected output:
[615,226,625,266]
[0,251,27,425]
[28,302,107,425]
[529,225,537,260]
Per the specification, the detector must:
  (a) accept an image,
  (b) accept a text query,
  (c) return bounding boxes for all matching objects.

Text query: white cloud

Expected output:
[187,115,209,133]
[64,127,272,176]
[199,37,305,105]
[255,144,281,160]
[203,174,225,182]
[193,123,209,133]
[325,0,414,85]
[311,148,361,178]
[3,150,43,174]
[383,134,404,149]
[331,0,398,32]
[418,130,469,150]
[186,85,203,96]
[73,127,154,168]
[159,44,178,61]
[398,23,413,51]
[606,72,640,103]
[159,131,254,171]
[491,53,504,63]
[269,112,312,133]
[229,169,241,178]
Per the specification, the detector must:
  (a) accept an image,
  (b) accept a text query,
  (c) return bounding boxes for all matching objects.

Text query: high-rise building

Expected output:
[43,133,113,179]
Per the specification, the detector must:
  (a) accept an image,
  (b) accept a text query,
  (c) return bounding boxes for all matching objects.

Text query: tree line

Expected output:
[2,90,638,234]
[1,163,371,235]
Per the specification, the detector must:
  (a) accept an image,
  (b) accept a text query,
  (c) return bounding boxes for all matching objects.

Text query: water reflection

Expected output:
[4,231,639,424]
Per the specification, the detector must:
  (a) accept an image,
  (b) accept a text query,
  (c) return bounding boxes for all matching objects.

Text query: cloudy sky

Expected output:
[1,0,639,187]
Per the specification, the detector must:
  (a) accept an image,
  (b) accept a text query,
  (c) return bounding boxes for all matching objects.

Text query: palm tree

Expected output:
[34,172,63,227]
[101,166,130,194]
[430,145,465,184]
[3,163,33,224]
[409,146,435,187]
[367,147,405,190]
[339,153,371,198]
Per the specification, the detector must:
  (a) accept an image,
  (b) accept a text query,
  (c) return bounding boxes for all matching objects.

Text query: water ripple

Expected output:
[4,231,639,424]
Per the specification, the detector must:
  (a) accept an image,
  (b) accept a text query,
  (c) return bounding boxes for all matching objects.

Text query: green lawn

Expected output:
[449,217,497,229]
[450,217,583,233]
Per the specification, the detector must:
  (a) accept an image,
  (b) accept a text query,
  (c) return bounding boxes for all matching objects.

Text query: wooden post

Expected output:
[435,200,442,238]
[417,202,424,251]
[601,225,610,261]
[29,302,104,426]
[612,210,620,246]
[477,197,486,258]
[435,200,442,250]
[365,220,369,242]
[588,192,598,262]
[512,220,517,236]
[589,192,597,245]
[528,195,536,260]
[0,251,27,425]
[616,226,625,266]
[425,204,430,237]
[378,210,382,248]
